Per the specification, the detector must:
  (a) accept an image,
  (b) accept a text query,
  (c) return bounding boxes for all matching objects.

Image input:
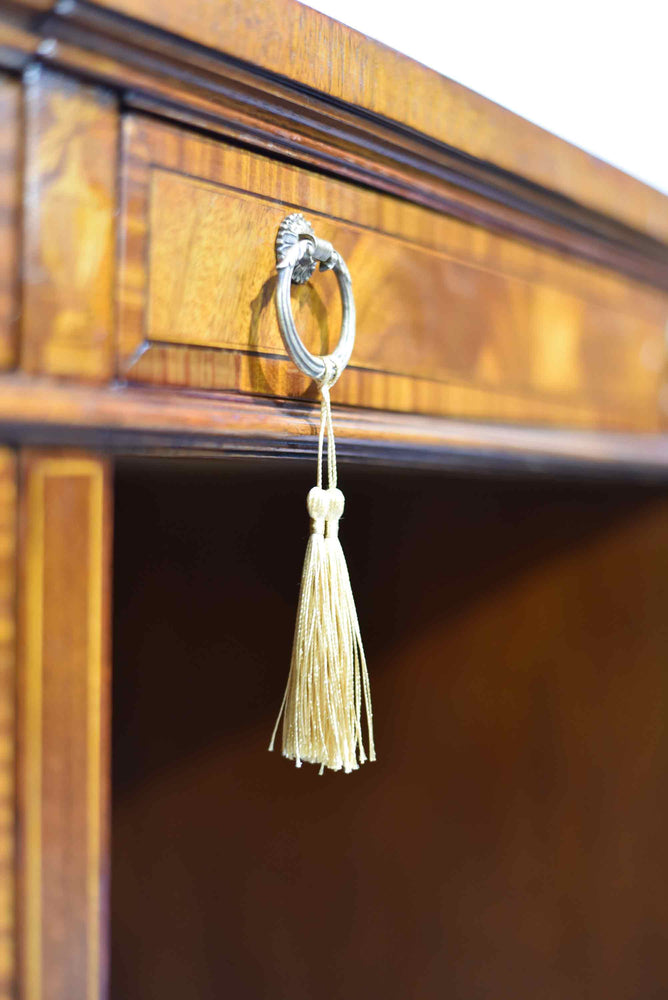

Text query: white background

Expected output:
[301,0,668,195]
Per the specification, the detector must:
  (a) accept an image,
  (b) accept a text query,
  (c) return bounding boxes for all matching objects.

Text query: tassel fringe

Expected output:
[270,382,375,773]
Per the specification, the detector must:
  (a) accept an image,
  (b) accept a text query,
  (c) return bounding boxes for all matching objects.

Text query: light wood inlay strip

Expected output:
[0,451,16,1000]
[23,459,44,1000]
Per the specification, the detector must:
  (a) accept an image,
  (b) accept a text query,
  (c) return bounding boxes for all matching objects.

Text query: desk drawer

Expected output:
[119,116,668,430]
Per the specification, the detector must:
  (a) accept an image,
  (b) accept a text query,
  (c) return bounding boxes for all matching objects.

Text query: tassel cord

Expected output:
[316,381,337,492]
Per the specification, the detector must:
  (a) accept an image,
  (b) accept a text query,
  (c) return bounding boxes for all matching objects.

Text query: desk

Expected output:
[0,3,667,998]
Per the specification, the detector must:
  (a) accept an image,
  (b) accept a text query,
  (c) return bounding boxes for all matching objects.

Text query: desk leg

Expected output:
[17,450,112,1000]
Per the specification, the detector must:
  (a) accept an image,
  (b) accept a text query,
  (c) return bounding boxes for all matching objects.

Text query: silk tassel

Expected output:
[270,381,375,773]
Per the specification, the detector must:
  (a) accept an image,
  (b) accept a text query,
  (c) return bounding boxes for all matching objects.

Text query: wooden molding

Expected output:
[0,376,663,475]
[47,0,668,246]
[0,5,666,288]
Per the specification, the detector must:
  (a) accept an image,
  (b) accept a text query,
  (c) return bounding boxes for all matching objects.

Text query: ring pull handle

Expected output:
[275,213,355,385]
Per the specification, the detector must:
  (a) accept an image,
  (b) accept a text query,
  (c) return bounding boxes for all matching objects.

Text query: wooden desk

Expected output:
[0,3,667,998]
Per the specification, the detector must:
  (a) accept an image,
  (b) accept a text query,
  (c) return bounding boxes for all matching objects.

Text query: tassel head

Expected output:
[307,484,328,534]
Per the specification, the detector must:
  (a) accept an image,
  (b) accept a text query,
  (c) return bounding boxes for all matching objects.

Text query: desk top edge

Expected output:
[82,0,668,242]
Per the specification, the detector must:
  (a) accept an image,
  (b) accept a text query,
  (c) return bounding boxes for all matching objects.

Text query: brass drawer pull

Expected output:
[275,213,355,384]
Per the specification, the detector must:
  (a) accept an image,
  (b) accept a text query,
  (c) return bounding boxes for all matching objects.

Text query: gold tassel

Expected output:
[270,379,375,773]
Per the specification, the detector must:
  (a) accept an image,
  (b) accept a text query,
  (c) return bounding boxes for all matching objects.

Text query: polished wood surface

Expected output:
[0,76,19,369]
[111,462,668,999]
[72,0,668,243]
[6,13,663,291]
[0,1,666,997]
[0,450,15,1000]
[17,452,111,1000]
[1,375,668,475]
[120,117,668,430]
[0,20,37,68]
[22,67,117,379]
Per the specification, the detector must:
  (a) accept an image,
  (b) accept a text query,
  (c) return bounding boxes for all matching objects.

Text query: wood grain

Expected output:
[17,451,111,1000]
[0,75,20,369]
[22,66,117,379]
[0,20,40,69]
[5,0,52,9]
[0,375,667,476]
[84,0,668,243]
[19,10,668,289]
[0,451,16,1000]
[111,463,668,999]
[120,117,668,430]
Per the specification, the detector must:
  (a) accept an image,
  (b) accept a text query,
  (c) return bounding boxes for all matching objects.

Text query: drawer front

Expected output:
[119,116,668,430]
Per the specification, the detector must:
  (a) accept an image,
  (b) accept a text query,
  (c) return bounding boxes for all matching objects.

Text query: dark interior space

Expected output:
[111,458,668,1000]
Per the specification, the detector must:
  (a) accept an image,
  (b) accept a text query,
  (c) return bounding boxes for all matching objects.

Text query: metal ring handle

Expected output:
[275,213,355,384]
